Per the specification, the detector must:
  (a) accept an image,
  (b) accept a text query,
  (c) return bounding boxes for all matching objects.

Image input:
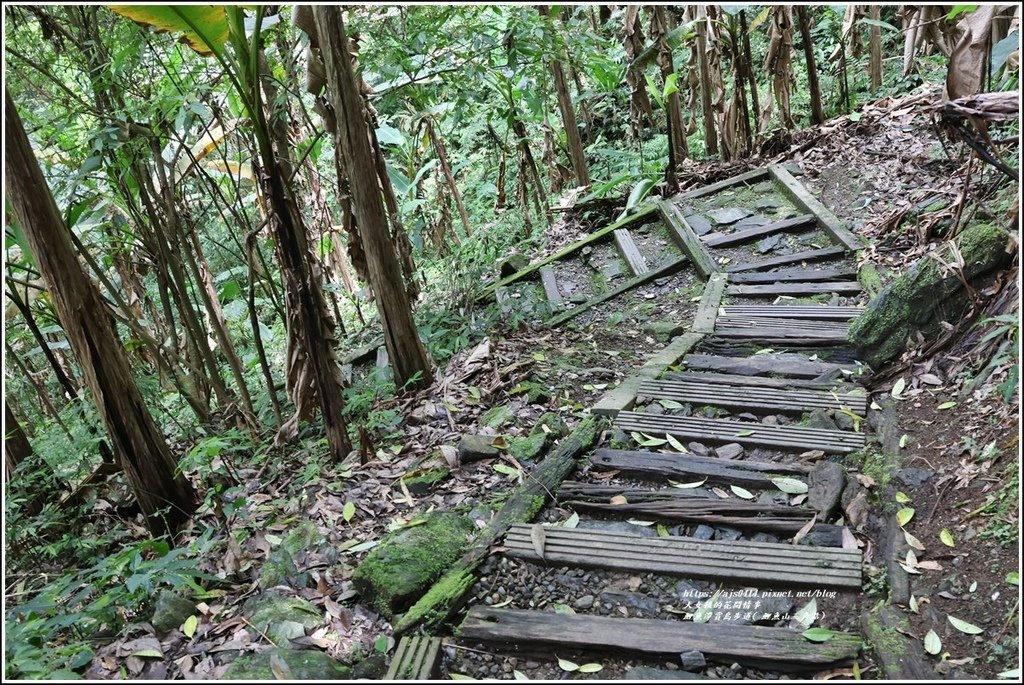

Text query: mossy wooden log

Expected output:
[478,205,660,299]
[848,221,1012,368]
[393,416,602,634]
[768,164,862,251]
[861,604,937,680]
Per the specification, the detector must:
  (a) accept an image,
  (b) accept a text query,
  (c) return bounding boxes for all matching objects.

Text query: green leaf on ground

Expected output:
[937,401,957,410]
[730,485,755,500]
[940,529,956,547]
[947,615,984,634]
[771,477,808,494]
[802,627,835,642]
[924,629,941,655]
[343,501,356,523]
[557,657,580,672]
[891,377,906,398]
[896,507,915,527]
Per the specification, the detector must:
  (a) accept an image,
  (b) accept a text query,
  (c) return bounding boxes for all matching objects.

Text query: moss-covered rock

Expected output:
[400,467,451,495]
[480,404,515,429]
[533,412,568,438]
[352,511,473,617]
[242,592,323,645]
[857,262,883,298]
[222,648,349,680]
[848,222,1011,368]
[508,432,547,461]
[350,653,387,679]
[258,520,333,589]
[150,590,197,637]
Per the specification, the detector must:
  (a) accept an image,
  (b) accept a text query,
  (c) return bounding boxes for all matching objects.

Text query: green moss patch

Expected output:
[352,512,473,617]
[223,648,350,680]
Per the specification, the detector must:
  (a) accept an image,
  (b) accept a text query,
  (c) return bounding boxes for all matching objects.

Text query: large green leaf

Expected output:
[108,6,228,56]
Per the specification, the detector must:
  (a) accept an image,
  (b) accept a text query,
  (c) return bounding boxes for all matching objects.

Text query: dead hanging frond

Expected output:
[759,6,796,135]
[934,92,1020,181]
[946,5,999,100]
[622,5,654,137]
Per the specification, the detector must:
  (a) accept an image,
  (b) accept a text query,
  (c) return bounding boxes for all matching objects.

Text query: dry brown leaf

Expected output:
[792,513,818,545]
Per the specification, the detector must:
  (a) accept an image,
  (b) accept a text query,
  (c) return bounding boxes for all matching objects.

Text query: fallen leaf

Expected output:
[937,401,957,410]
[665,434,689,453]
[181,615,199,638]
[924,629,941,655]
[530,524,546,560]
[563,512,579,528]
[552,603,575,615]
[792,514,818,545]
[895,491,911,504]
[578,664,603,673]
[792,599,817,630]
[513,670,530,681]
[668,478,707,489]
[803,627,835,642]
[556,657,580,672]
[1006,572,1019,586]
[891,377,906,398]
[947,615,984,634]
[772,477,809,494]
[940,529,955,547]
[896,507,915,527]
[610,495,628,505]
[904,530,925,551]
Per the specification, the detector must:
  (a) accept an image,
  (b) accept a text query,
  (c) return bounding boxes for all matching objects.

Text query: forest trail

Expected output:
[396,166,889,680]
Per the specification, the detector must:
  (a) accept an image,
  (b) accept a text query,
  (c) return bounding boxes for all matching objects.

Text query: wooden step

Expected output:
[721,305,864,320]
[726,246,847,273]
[638,378,867,415]
[727,282,862,297]
[715,316,850,333]
[703,214,816,248]
[615,412,866,453]
[682,353,857,378]
[729,267,858,284]
[613,228,649,276]
[591,448,807,489]
[460,607,863,669]
[712,328,850,344]
[665,370,857,391]
[503,525,863,589]
[660,200,716,279]
[385,635,443,680]
[538,265,562,308]
[700,338,861,361]
[560,484,816,534]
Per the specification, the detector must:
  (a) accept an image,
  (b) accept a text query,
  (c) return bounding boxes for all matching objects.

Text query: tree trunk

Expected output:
[740,10,761,134]
[652,7,689,166]
[796,7,825,126]
[425,117,473,239]
[5,89,196,537]
[868,6,883,90]
[5,402,34,482]
[313,7,433,392]
[694,7,719,156]
[540,7,590,187]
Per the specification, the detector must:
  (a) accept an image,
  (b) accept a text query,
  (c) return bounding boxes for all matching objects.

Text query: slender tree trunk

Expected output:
[796,6,825,125]
[652,7,689,165]
[312,7,433,392]
[539,7,590,187]
[5,341,71,437]
[426,117,473,238]
[740,10,761,136]
[694,6,719,156]
[5,89,196,537]
[511,118,549,220]
[244,230,284,429]
[869,6,883,89]
[256,52,352,461]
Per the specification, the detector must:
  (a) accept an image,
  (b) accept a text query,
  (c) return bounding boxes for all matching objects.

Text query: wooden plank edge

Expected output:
[638,331,704,379]
[658,200,718,280]
[613,228,650,276]
[544,256,687,328]
[691,272,728,333]
[677,167,770,200]
[592,375,645,417]
[477,204,661,299]
[768,165,862,252]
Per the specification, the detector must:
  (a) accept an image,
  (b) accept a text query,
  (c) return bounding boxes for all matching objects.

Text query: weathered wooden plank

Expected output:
[712,329,850,344]
[461,607,862,669]
[636,331,704,379]
[729,267,858,284]
[545,256,687,328]
[385,636,443,680]
[715,317,850,334]
[480,204,661,296]
[691,272,727,333]
[615,411,865,452]
[538,265,563,308]
[703,214,816,248]
[561,498,843,536]
[613,228,649,276]
[726,246,847,273]
[677,167,771,200]
[659,200,717,279]
[861,606,938,680]
[727,281,862,296]
[665,370,856,391]
[639,379,867,414]
[682,353,855,378]
[721,305,863,320]
[503,526,862,588]
[700,338,861,361]
[591,448,807,488]
[769,165,862,252]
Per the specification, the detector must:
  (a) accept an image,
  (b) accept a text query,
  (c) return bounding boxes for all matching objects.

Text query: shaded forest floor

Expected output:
[6,84,1019,680]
